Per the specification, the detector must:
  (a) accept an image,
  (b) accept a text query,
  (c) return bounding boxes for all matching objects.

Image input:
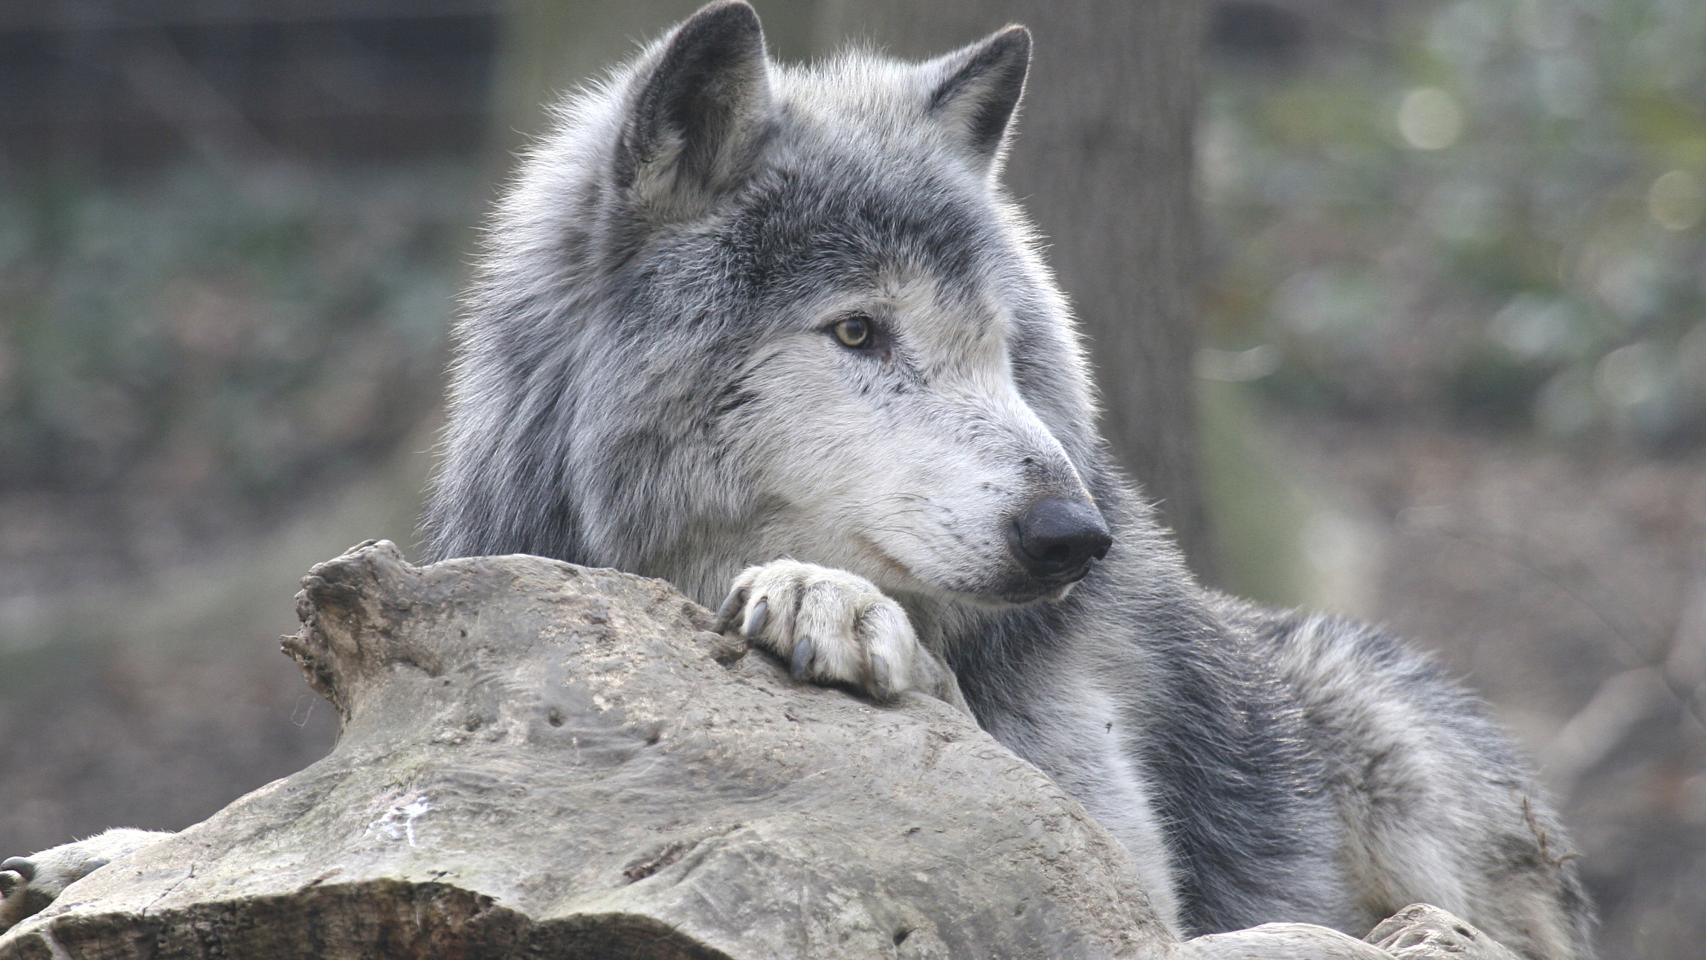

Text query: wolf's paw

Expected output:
[716,560,937,703]
[0,829,170,933]
[1365,904,1520,960]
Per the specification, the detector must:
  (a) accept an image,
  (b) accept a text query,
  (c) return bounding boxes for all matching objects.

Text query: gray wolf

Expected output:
[3,4,1594,956]
[420,3,1593,955]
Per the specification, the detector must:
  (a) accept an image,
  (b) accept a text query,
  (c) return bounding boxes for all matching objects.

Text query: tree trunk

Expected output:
[816,0,1213,577]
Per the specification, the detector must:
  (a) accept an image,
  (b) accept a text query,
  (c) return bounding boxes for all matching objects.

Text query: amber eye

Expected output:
[831,313,874,349]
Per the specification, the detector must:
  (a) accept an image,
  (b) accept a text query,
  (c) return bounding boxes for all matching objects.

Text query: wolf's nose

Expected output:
[1009,498,1112,581]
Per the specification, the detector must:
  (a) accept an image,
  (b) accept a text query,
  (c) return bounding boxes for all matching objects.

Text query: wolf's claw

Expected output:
[742,598,769,637]
[712,586,747,629]
[790,634,817,679]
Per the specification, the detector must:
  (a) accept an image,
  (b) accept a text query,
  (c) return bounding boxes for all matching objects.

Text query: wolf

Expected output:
[2,3,1593,955]
[419,3,1594,954]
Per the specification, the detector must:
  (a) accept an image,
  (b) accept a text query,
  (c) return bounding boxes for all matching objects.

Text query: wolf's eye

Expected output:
[831,314,874,349]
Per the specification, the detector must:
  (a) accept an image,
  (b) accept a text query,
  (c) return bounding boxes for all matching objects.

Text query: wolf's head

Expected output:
[427,1,1119,609]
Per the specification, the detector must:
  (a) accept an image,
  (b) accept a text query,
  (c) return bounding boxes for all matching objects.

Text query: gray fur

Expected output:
[420,3,1594,956]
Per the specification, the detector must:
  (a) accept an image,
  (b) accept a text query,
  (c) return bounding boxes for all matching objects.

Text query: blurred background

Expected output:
[1,1,1701,955]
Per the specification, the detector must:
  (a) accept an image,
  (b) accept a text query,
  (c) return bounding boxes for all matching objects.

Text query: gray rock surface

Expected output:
[0,541,1528,959]
[0,541,1172,959]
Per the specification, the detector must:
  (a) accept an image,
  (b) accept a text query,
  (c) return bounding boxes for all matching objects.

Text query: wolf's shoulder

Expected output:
[1206,590,1451,683]
[1202,589,1526,774]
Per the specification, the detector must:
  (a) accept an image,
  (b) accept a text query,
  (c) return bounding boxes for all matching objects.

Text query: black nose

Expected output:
[1009,497,1112,581]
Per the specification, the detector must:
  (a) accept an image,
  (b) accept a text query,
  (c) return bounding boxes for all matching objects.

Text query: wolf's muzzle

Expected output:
[1008,498,1112,584]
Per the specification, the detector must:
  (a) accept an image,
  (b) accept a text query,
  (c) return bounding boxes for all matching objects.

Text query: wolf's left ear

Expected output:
[925,25,1032,177]
[615,1,773,220]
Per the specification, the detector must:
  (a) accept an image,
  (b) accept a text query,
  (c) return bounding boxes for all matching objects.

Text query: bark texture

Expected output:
[0,541,1169,959]
[0,542,1529,959]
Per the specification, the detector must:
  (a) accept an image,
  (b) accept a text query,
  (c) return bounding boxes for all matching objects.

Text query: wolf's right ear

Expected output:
[614,1,773,221]
[925,25,1032,177]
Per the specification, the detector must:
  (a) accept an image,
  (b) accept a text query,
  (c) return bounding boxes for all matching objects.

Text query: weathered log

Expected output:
[0,542,1169,958]
[0,542,1527,959]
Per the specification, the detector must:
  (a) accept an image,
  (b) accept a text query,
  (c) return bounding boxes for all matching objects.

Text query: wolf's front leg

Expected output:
[0,828,172,932]
[717,560,968,713]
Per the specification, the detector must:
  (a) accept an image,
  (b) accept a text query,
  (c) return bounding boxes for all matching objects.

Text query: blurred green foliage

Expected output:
[0,164,476,534]
[1203,0,1706,448]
